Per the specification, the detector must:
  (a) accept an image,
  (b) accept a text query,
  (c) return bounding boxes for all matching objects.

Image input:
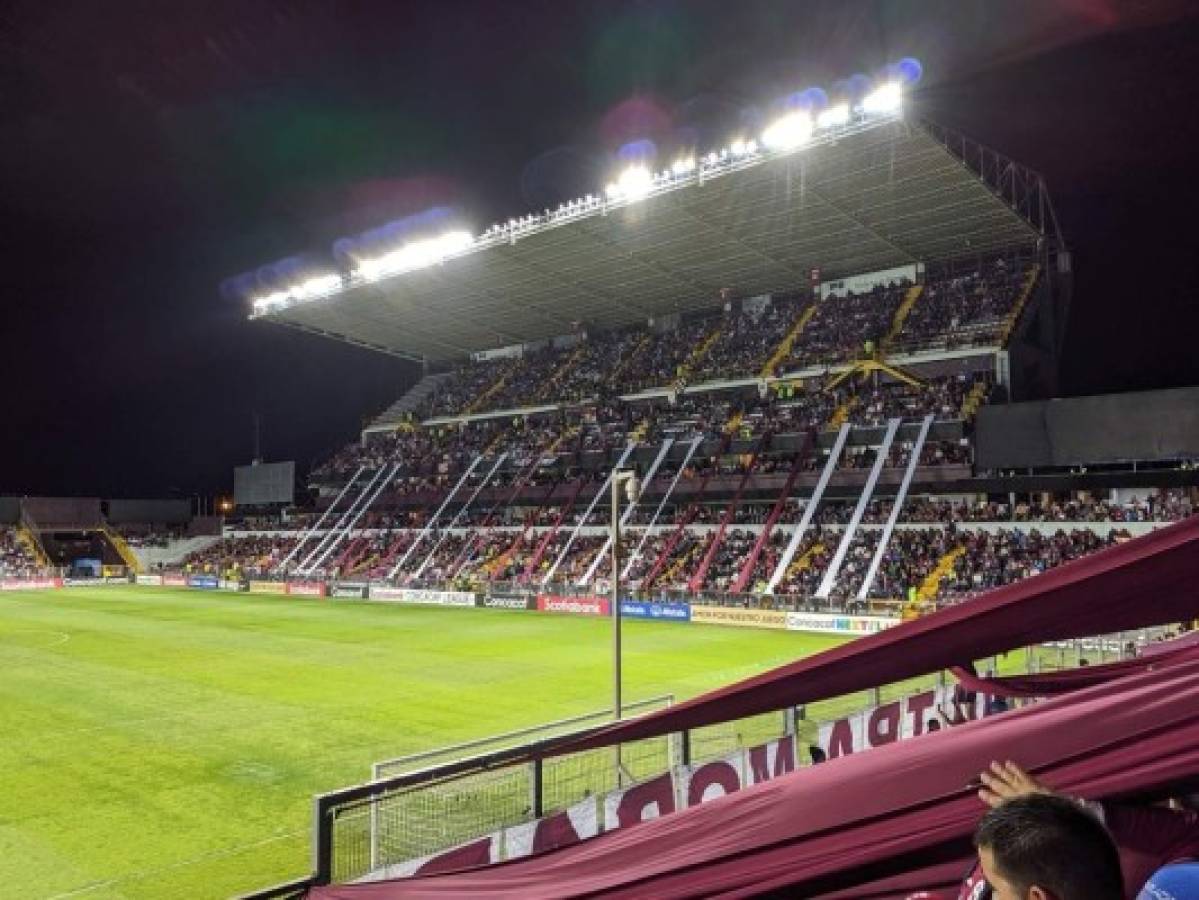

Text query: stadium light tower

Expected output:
[611,468,639,722]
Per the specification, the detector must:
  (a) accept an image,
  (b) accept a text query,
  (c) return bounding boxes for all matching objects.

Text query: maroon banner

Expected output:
[536,594,610,616]
[162,574,188,587]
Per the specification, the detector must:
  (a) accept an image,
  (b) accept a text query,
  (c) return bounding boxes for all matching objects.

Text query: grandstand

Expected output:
[6,73,1195,898]
[175,80,1199,898]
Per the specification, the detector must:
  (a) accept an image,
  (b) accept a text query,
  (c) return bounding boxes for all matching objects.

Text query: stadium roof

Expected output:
[253,117,1060,363]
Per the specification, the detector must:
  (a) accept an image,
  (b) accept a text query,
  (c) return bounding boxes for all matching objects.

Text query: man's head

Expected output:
[974,795,1122,900]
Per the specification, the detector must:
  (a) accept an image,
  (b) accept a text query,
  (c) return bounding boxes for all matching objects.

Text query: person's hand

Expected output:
[978,760,1052,808]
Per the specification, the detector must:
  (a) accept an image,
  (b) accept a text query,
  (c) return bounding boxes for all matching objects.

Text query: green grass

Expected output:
[0,587,857,899]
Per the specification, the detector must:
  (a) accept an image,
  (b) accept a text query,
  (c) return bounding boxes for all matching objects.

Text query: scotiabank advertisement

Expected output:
[536,594,611,616]
[163,574,188,587]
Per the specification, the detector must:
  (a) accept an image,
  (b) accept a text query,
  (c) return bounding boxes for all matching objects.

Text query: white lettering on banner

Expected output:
[135,574,164,586]
[503,797,598,860]
[370,587,475,607]
[816,685,991,759]
[785,610,899,636]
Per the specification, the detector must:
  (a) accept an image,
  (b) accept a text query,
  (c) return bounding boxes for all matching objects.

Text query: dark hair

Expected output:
[974,795,1122,900]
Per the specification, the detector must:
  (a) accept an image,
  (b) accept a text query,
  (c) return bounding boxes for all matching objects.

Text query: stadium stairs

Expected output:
[998,263,1042,346]
[365,372,453,433]
[917,545,965,603]
[760,305,817,378]
[687,431,772,591]
[960,380,990,420]
[881,284,925,350]
[465,364,519,415]
[128,535,222,571]
[15,526,50,568]
[642,420,738,589]
[779,539,826,589]
[533,343,588,405]
[607,334,651,388]
[672,325,723,390]
[101,526,143,573]
[730,431,814,593]
[485,480,561,580]
[521,479,586,580]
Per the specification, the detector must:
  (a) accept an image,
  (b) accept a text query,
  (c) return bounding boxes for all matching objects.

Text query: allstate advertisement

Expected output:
[619,600,691,622]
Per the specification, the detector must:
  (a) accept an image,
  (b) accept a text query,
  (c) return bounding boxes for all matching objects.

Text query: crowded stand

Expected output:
[0,527,39,577]
[895,258,1028,352]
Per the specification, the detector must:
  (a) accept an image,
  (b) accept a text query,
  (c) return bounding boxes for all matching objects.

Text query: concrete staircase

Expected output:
[761,305,817,378]
[882,284,925,350]
[917,546,965,602]
[998,263,1042,346]
[131,535,223,571]
[672,326,723,390]
[367,373,454,432]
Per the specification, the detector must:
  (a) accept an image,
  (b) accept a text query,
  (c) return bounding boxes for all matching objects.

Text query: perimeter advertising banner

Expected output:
[785,610,900,637]
[286,581,327,598]
[689,605,787,630]
[248,580,288,595]
[332,583,369,599]
[370,587,475,607]
[163,574,188,587]
[0,577,63,591]
[186,574,219,590]
[619,600,691,622]
[482,593,535,610]
[135,574,164,586]
[536,595,611,616]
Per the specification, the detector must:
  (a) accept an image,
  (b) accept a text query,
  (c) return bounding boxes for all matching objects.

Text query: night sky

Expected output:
[3,0,1198,500]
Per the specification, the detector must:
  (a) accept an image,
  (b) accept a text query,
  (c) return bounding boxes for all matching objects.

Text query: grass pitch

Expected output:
[0,587,855,899]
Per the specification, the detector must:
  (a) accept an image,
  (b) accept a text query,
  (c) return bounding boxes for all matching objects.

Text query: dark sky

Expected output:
[3,0,1198,499]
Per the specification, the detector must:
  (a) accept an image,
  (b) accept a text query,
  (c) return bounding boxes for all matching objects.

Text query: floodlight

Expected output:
[761,112,813,150]
[861,82,902,115]
[671,157,696,176]
[730,139,748,156]
[816,103,851,129]
[611,165,652,201]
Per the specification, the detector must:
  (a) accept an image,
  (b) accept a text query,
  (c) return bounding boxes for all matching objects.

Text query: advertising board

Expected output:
[536,595,611,616]
[370,587,475,606]
[187,574,219,590]
[248,580,288,595]
[332,583,369,599]
[0,577,63,591]
[689,605,787,630]
[482,593,534,610]
[136,574,164,586]
[286,581,327,598]
[618,600,691,622]
[784,611,900,636]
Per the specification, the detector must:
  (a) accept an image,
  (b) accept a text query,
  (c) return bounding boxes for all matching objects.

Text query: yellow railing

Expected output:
[882,284,924,350]
[16,526,50,568]
[102,527,142,574]
[607,334,651,388]
[535,344,588,404]
[672,326,722,390]
[918,546,964,602]
[784,541,826,581]
[998,263,1042,346]
[661,540,703,587]
[960,380,989,421]
[827,396,859,429]
[760,305,817,378]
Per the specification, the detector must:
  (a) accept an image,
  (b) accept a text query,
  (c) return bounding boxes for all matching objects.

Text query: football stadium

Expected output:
[5,5,1199,900]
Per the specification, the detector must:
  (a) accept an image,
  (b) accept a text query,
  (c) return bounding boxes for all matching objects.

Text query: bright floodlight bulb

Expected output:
[616,165,653,201]
[861,82,903,115]
[816,103,851,129]
[761,112,812,151]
